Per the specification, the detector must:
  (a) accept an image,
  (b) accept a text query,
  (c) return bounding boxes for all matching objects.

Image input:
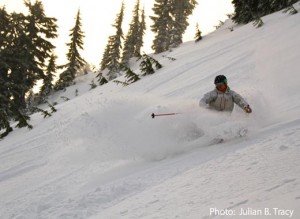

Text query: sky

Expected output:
[0,0,234,67]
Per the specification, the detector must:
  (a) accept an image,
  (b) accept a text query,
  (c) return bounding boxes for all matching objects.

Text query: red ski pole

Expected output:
[151,112,181,119]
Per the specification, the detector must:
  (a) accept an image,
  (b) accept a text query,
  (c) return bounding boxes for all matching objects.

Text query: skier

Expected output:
[200,75,252,113]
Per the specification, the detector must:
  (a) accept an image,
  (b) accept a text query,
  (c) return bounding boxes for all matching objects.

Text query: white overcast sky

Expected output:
[0,0,234,66]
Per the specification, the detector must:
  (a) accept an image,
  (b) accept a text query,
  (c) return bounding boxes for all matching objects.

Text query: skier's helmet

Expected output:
[214,75,227,85]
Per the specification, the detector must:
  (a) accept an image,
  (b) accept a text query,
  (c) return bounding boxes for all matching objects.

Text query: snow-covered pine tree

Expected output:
[271,0,298,13]
[121,64,140,84]
[140,54,155,76]
[0,73,12,138]
[32,107,52,118]
[100,42,111,71]
[100,2,125,80]
[135,7,146,57]
[47,102,57,113]
[40,54,57,102]
[169,0,197,48]
[139,53,162,76]
[57,9,86,88]
[0,68,12,138]
[232,0,299,24]
[232,0,258,24]
[232,0,264,27]
[151,0,197,53]
[13,111,32,129]
[0,1,57,135]
[96,72,108,86]
[257,1,274,15]
[0,7,12,137]
[283,5,298,14]
[253,15,264,28]
[56,69,74,90]
[122,0,141,65]
[11,0,57,110]
[148,55,163,70]
[151,0,172,53]
[0,109,12,138]
[195,23,202,42]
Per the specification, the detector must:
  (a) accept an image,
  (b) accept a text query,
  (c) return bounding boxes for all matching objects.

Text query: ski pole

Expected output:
[151,112,181,119]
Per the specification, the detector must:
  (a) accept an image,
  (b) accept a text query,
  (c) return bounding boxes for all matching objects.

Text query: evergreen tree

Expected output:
[25,0,58,66]
[232,0,299,24]
[139,53,162,76]
[0,73,11,137]
[151,0,197,53]
[57,9,86,88]
[14,110,33,129]
[100,41,111,71]
[257,0,273,16]
[232,0,257,24]
[148,55,163,70]
[121,64,140,84]
[100,2,125,80]
[40,54,57,101]
[96,72,108,85]
[0,6,10,48]
[0,8,12,136]
[135,7,146,57]
[270,0,297,13]
[10,0,57,110]
[283,5,298,14]
[0,7,18,136]
[253,15,264,28]
[151,0,172,53]
[169,0,197,48]
[0,6,11,112]
[122,0,141,65]
[0,1,57,136]
[140,56,155,76]
[195,23,202,42]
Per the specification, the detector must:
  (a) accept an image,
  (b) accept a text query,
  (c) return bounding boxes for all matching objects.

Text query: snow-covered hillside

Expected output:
[1,5,300,219]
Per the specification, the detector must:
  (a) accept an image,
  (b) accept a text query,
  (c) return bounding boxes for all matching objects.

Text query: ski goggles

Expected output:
[215,79,227,87]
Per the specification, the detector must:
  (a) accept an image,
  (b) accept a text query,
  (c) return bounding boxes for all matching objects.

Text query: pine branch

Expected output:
[61,96,70,101]
[148,55,162,70]
[253,17,264,28]
[139,53,163,76]
[113,80,129,87]
[195,23,203,42]
[96,72,108,86]
[32,107,52,118]
[47,101,57,113]
[162,55,176,61]
[283,5,298,15]
[0,127,13,139]
[140,54,155,76]
[15,111,33,129]
[120,64,140,84]
[0,112,13,139]
[214,20,225,30]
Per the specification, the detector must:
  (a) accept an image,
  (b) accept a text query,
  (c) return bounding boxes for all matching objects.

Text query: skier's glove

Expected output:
[244,105,252,113]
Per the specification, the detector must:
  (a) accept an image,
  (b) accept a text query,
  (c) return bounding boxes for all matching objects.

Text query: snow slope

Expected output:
[1,5,300,219]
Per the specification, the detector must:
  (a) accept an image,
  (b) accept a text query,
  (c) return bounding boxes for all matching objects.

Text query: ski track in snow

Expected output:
[1,4,300,219]
[93,120,300,219]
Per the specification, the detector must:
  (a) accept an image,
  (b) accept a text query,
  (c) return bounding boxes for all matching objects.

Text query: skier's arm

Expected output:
[231,91,252,113]
[199,91,217,107]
